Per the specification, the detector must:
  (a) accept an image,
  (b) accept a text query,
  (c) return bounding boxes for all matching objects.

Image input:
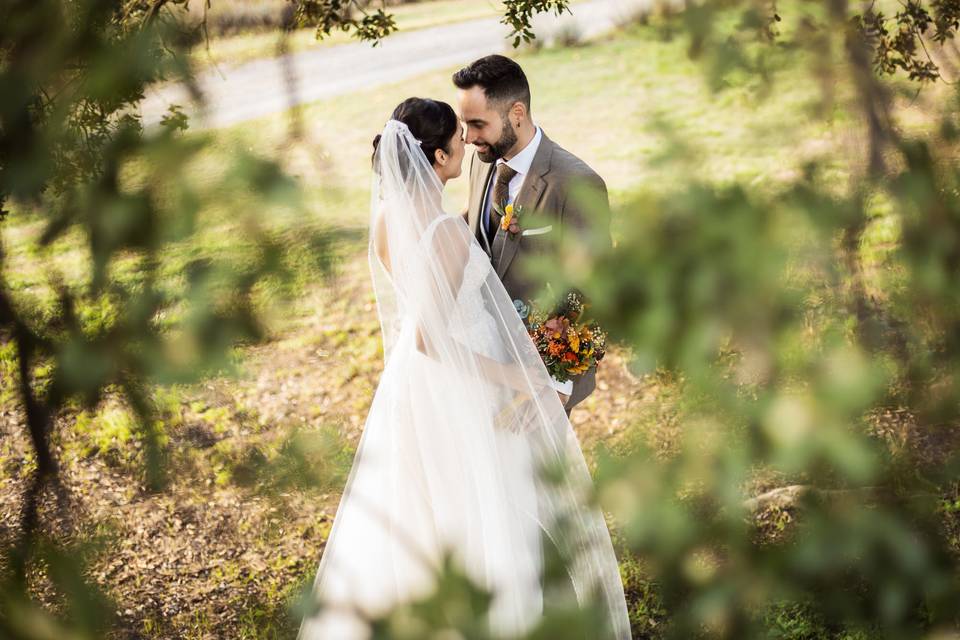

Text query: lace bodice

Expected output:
[373,214,503,363]
[449,242,507,361]
[454,243,492,312]
[415,214,491,313]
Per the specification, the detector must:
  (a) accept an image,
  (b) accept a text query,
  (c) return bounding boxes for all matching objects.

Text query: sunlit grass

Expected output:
[0,19,861,335]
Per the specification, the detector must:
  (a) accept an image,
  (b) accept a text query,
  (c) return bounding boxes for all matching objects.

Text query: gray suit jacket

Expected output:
[464,131,612,412]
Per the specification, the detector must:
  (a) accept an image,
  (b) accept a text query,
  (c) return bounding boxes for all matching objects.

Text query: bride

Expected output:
[297,98,631,639]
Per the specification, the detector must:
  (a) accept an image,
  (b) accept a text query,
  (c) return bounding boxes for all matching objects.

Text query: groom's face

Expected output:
[457,86,517,164]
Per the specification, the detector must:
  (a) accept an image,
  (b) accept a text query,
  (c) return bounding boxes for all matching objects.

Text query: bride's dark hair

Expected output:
[372,97,458,168]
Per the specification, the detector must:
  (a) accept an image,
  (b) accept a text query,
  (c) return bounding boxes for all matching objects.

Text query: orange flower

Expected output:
[500,203,514,231]
[562,352,578,363]
[548,340,566,356]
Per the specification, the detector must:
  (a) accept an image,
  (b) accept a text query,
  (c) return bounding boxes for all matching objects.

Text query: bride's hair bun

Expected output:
[371,97,457,168]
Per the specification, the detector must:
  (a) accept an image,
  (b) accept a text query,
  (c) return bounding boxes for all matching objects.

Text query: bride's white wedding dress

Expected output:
[297,120,630,640]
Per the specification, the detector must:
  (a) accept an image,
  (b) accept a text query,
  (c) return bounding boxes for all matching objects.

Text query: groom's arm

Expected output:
[560,171,612,253]
[555,171,611,408]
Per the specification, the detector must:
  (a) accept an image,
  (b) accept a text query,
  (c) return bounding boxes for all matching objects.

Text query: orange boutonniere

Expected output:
[495,202,524,240]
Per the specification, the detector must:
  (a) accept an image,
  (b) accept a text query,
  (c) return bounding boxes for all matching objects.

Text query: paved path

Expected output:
[140,0,650,129]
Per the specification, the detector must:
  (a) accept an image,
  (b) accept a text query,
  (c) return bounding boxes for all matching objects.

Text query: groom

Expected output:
[453,55,612,416]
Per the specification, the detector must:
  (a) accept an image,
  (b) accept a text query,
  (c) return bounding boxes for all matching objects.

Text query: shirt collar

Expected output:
[496,125,542,176]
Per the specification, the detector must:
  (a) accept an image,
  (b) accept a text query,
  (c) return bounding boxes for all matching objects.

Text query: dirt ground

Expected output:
[0,250,657,638]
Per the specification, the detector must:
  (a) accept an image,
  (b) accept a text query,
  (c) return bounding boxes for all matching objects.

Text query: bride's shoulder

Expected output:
[421,213,471,250]
[426,212,466,231]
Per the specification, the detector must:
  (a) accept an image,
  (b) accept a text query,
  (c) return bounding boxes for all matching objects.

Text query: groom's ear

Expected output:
[509,101,528,126]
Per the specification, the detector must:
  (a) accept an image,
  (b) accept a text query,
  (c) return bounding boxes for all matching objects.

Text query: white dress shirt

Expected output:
[482,125,543,224]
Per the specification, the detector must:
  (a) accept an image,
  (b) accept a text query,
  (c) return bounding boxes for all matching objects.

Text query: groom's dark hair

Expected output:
[452,55,531,113]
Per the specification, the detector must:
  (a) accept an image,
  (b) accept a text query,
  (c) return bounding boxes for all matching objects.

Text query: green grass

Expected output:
[0,19,836,327]
[194,18,835,240]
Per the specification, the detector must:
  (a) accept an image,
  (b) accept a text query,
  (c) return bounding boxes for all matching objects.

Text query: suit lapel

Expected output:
[495,134,554,280]
[469,157,496,256]
[466,150,485,235]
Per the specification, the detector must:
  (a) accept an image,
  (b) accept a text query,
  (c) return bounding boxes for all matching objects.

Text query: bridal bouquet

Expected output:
[516,291,607,383]
[494,292,606,434]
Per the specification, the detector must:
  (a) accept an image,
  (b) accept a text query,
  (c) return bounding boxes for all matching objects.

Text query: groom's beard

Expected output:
[477,116,517,163]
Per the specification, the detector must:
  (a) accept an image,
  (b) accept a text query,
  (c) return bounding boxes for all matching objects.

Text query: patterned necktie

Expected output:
[488,163,518,240]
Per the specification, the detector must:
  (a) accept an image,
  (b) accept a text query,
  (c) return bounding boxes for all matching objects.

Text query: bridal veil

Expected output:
[297,119,630,639]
